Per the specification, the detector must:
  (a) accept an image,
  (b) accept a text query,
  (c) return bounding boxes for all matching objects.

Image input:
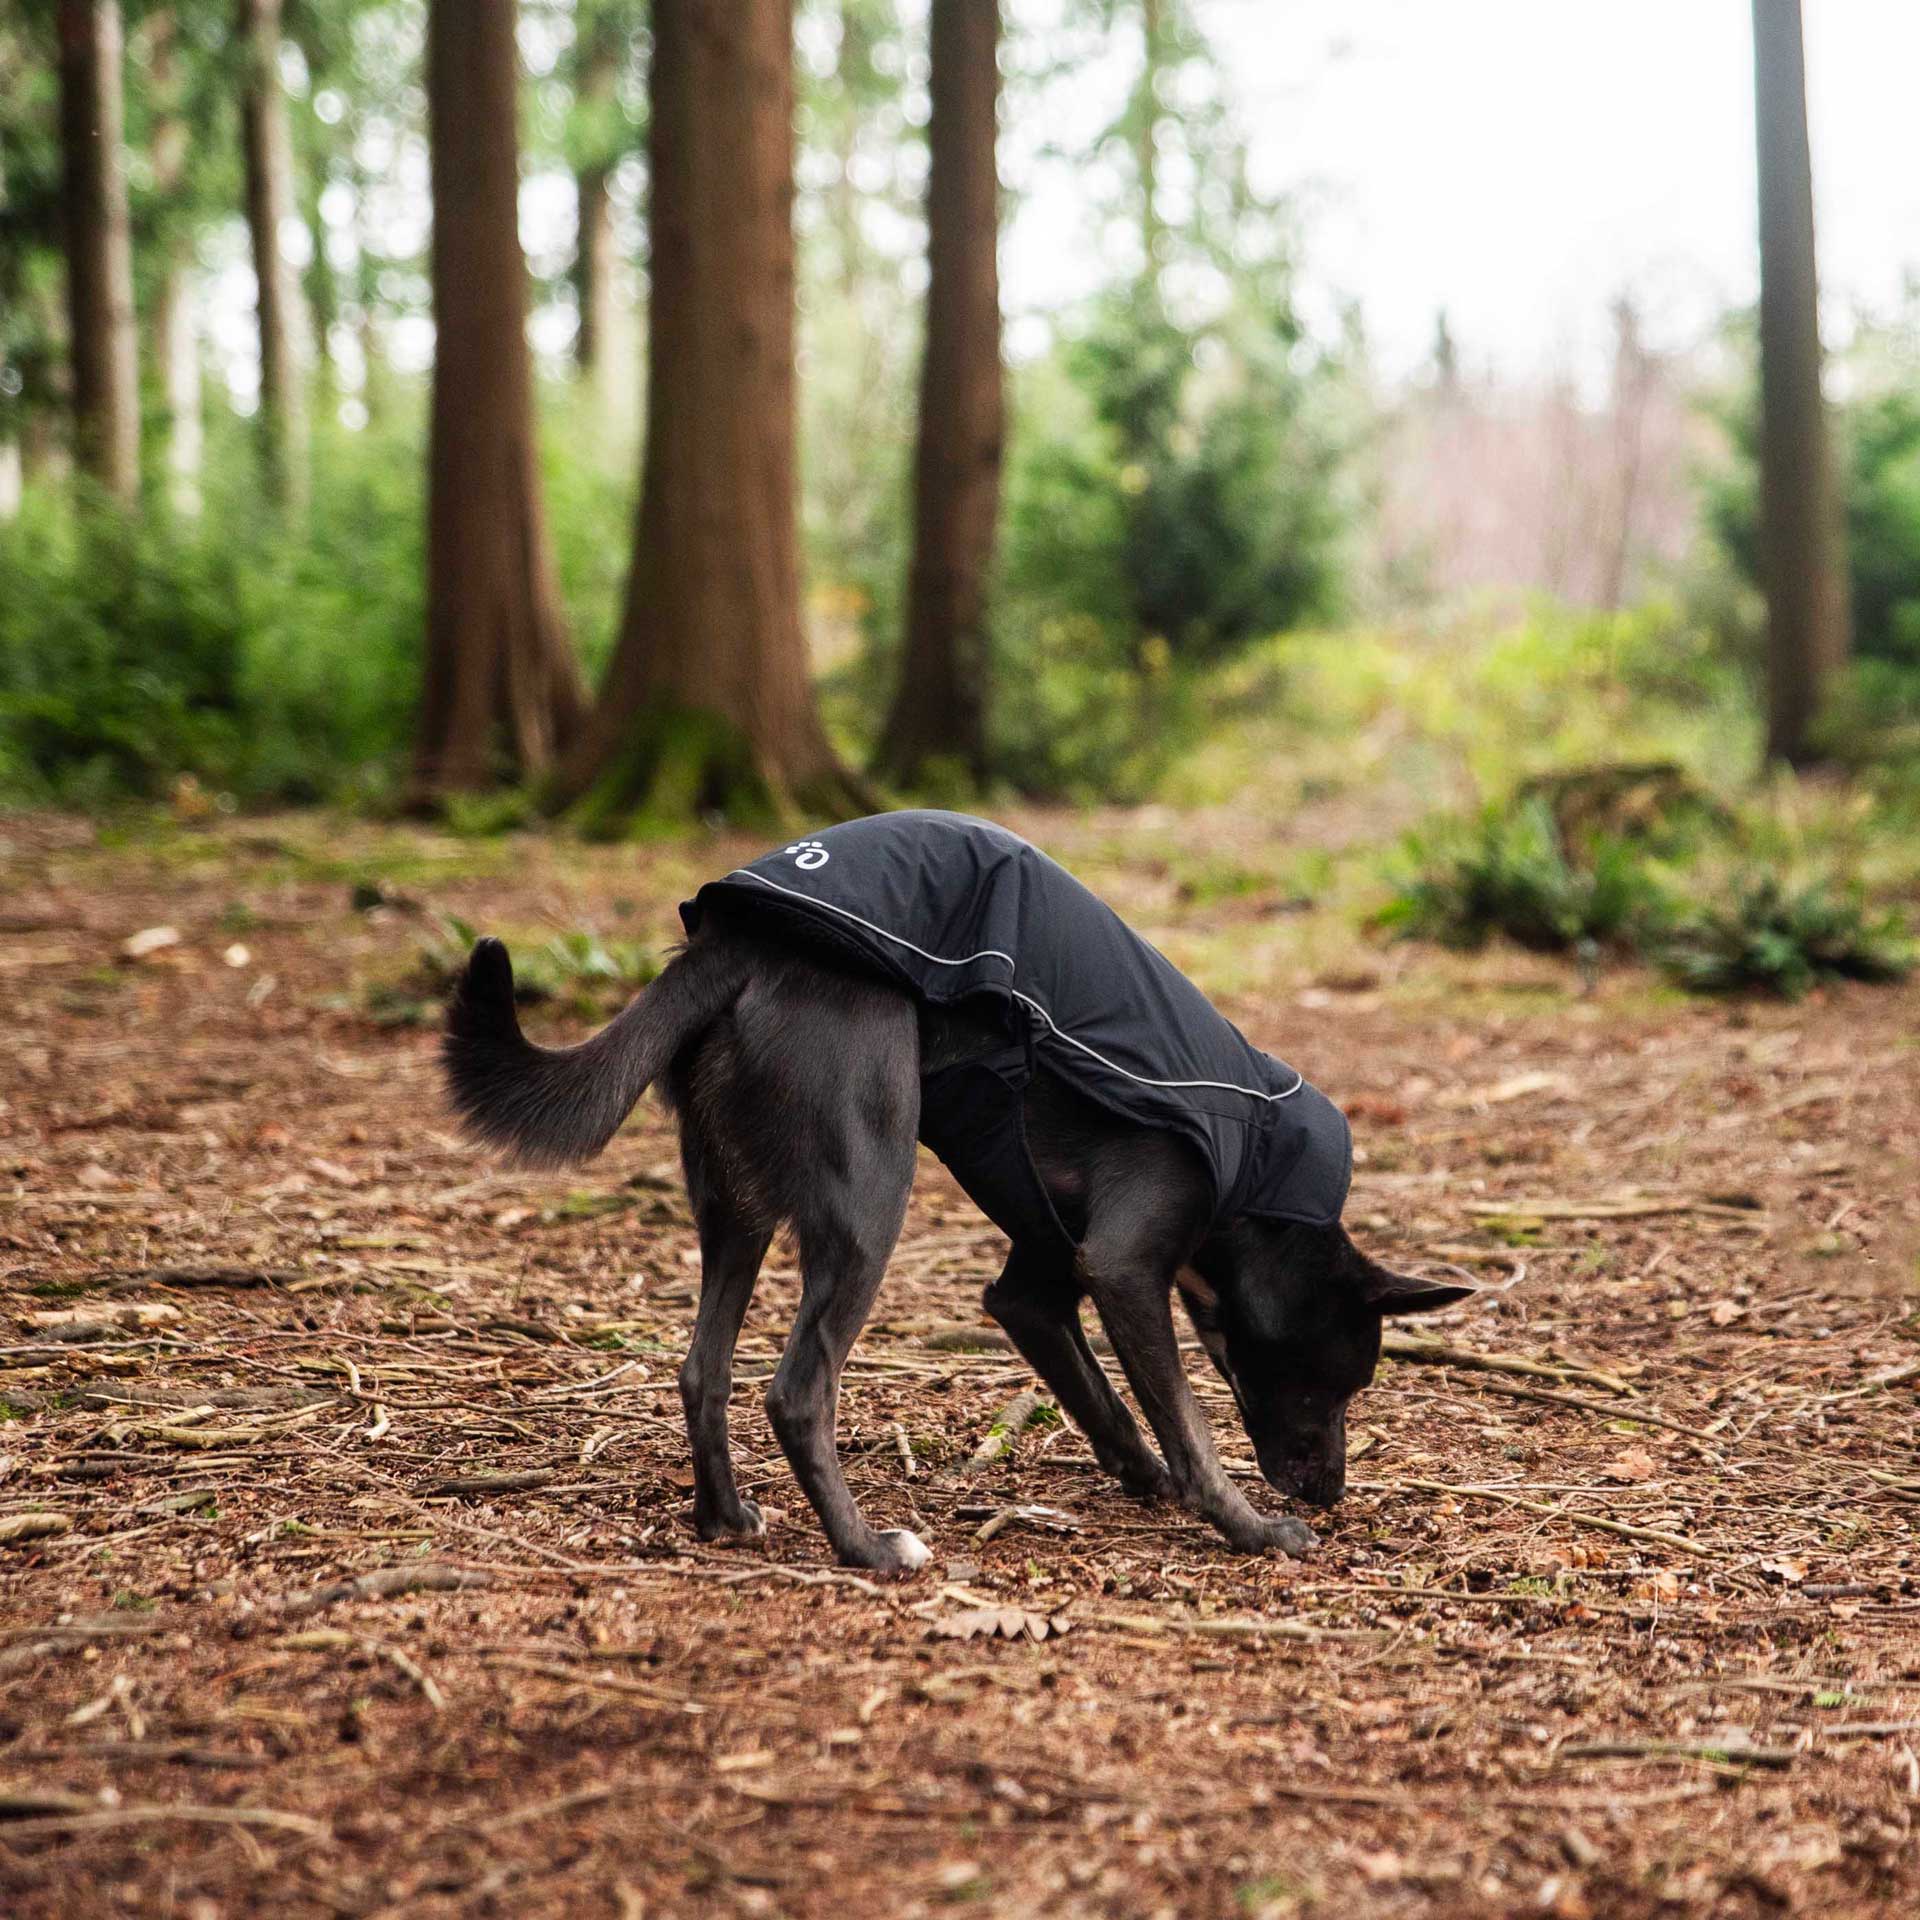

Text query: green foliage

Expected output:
[1384,785,1915,1000]
[0,409,425,805]
[0,382,641,806]
[1159,601,1757,819]
[1700,317,1920,733]
[364,911,660,1027]
[1655,875,1914,1000]
[982,288,1349,800]
[1379,799,1666,954]
[1061,290,1345,663]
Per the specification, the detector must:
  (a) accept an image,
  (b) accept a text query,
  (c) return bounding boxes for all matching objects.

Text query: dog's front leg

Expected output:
[1087,1276,1314,1557]
[983,1249,1174,1502]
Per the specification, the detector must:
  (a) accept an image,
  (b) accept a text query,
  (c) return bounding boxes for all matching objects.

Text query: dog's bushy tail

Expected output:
[442,935,746,1167]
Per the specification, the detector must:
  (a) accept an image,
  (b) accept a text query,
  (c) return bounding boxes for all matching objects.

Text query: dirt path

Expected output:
[2,812,1917,1918]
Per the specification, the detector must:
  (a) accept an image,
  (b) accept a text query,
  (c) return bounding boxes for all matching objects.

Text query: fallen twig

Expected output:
[1464,1195,1767,1224]
[1359,1477,1711,1555]
[0,1799,328,1840]
[31,1740,268,1769]
[0,1512,71,1545]
[1080,1610,1390,1644]
[463,1779,645,1834]
[965,1390,1050,1474]
[1382,1334,1635,1396]
[1556,1737,1796,1770]
[427,1468,556,1497]
[278,1627,447,1709]
[480,1654,706,1711]
[1462,1377,1708,1437]
[277,1562,490,1618]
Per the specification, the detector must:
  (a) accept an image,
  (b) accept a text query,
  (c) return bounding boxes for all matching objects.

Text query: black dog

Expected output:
[443,812,1469,1573]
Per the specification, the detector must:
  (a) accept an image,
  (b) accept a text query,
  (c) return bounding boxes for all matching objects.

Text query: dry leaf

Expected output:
[1759,1557,1808,1585]
[1601,1447,1659,1484]
[1631,1569,1682,1603]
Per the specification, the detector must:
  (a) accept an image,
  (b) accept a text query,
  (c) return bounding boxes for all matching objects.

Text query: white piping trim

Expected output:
[1009,989,1305,1104]
[724,865,1305,1107]
[722,867,1016,970]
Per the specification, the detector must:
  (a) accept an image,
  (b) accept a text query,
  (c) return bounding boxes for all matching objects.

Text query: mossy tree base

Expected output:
[561,707,873,841]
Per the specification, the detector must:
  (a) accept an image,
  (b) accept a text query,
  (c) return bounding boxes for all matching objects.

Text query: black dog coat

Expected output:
[681,811,1352,1251]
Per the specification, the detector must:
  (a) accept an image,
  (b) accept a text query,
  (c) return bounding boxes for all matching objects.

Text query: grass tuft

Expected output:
[1655,875,1914,1000]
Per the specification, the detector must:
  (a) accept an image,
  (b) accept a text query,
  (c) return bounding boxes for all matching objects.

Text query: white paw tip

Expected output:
[880,1528,931,1570]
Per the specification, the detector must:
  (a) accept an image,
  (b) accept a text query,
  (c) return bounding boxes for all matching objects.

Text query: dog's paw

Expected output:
[1112,1455,1176,1504]
[1224,1514,1316,1559]
[694,1497,766,1544]
[866,1528,932,1576]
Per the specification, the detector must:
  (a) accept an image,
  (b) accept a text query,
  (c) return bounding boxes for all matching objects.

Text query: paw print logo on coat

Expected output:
[786,839,830,871]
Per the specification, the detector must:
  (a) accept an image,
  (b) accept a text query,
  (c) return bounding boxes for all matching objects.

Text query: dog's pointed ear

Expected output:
[1357,1258,1477,1317]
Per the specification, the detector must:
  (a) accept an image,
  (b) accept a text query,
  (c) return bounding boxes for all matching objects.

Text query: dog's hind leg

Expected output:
[982,1248,1173,1502]
[755,987,925,1574]
[678,1166,774,1541]
[769,1146,924,1572]
[672,1026,778,1542]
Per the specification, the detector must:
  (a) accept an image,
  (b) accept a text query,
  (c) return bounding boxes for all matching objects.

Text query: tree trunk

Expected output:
[57,0,139,505]
[876,0,1002,788]
[238,0,308,513]
[413,0,586,799]
[0,81,15,520]
[146,10,202,517]
[303,169,340,404]
[1597,295,1651,612]
[572,20,621,383]
[1136,0,1163,291]
[557,0,866,830]
[574,164,616,380]
[1752,0,1849,766]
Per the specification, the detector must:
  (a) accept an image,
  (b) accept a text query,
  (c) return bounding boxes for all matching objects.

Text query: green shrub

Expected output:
[0,410,427,804]
[1378,797,1667,953]
[1700,323,1920,723]
[1655,875,1913,999]
[0,386,641,808]
[1059,291,1346,665]
[0,490,252,804]
[966,287,1350,799]
[363,913,660,1028]
[1383,787,1914,1000]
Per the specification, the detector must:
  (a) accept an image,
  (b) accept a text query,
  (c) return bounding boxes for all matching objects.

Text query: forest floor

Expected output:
[1,802,1917,1920]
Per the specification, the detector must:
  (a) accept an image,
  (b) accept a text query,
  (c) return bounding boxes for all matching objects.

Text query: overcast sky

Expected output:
[1005,0,1920,384]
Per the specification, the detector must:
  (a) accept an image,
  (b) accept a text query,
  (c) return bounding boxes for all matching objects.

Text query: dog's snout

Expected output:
[1297,1468,1344,1509]
[1259,1445,1346,1510]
